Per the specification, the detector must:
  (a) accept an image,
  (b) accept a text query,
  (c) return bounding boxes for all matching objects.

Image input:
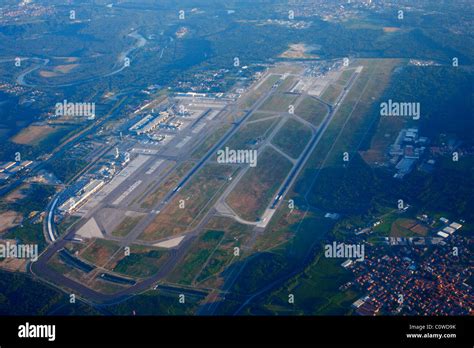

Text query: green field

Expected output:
[112,216,143,237]
[113,246,169,278]
[191,123,231,160]
[239,74,281,109]
[168,230,225,285]
[140,161,193,210]
[294,96,328,126]
[139,163,238,241]
[336,68,355,86]
[107,289,202,315]
[248,111,281,122]
[271,118,313,158]
[195,224,249,285]
[226,147,293,221]
[257,255,360,315]
[80,238,120,268]
[225,117,278,150]
[259,93,298,113]
[275,76,298,93]
[4,223,47,252]
[320,83,343,105]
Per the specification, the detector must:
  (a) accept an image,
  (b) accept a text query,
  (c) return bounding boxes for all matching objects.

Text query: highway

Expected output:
[30,234,198,304]
[46,197,59,242]
[14,31,148,88]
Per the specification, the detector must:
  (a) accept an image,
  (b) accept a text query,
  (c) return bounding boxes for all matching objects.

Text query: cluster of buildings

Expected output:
[0,83,27,96]
[290,60,343,96]
[347,234,472,316]
[129,108,180,137]
[429,137,471,158]
[58,179,105,214]
[388,128,429,178]
[276,0,375,23]
[409,59,439,67]
[260,19,311,30]
[435,217,463,239]
[174,91,238,103]
[369,216,463,246]
[0,82,45,108]
[0,2,55,24]
[175,27,189,39]
[381,236,445,247]
[58,149,130,215]
[174,69,232,93]
[0,160,33,181]
[306,60,341,78]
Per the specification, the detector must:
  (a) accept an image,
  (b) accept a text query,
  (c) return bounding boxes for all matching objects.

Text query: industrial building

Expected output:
[129,111,173,135]
[59,179,105,214]
[389,128,429,179]
[129,114,153,132]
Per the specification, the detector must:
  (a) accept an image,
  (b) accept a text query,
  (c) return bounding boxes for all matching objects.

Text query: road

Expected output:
[30,234,197,305]
[270,68,360,210]
[198,67,362,315]
[30,71,282,305]
[13,31,148,88]
[32,65,362,310]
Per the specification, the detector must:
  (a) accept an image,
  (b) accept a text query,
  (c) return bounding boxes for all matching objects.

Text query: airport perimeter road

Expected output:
[31,67,361,308]
[118,79,283,246]
[30,74,284,304]
[198,68,362,316]
[229,69,368,315]
[270,68,360,211]
[30,234,198,305]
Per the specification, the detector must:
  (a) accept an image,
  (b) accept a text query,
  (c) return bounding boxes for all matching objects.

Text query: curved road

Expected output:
[10,31,148,88]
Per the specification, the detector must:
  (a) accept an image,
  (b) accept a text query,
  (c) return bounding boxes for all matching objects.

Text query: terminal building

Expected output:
[59,179,105,214]
[129,111,172,135]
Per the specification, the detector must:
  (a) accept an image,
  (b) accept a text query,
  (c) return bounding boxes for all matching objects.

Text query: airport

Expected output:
[31,58,369,303]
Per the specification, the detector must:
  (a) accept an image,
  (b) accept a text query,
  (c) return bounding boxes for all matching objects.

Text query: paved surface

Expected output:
[31,64,363,309]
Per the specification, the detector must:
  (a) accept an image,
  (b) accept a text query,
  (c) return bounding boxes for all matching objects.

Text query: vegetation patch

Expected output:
[271,118,312,159]
[226,147,293,221]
